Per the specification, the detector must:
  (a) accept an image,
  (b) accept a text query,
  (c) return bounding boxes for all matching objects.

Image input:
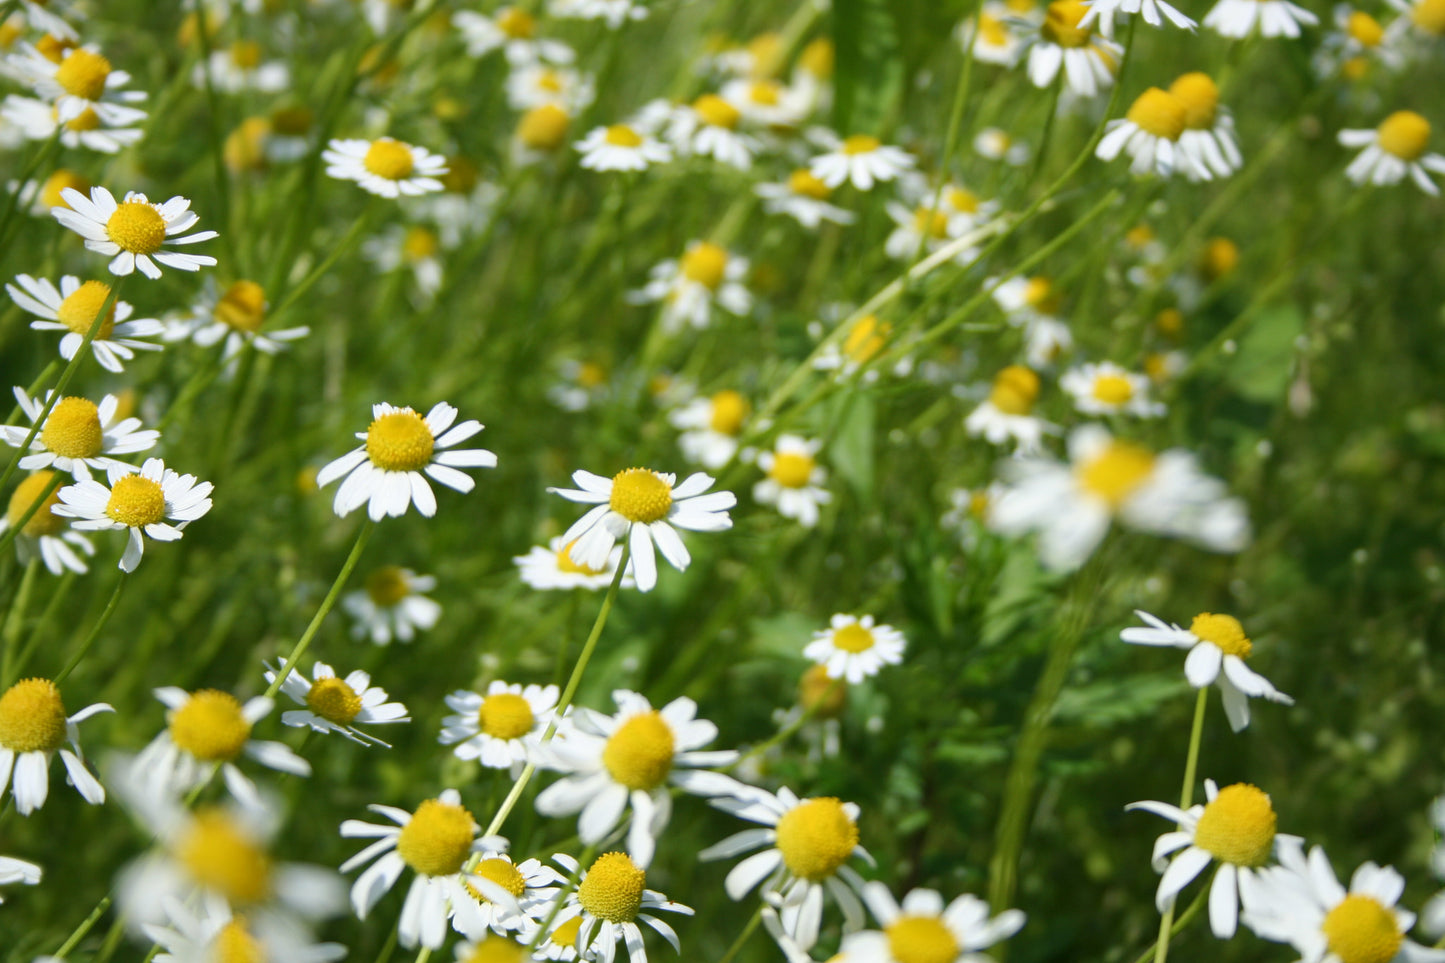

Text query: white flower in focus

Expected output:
[2,387,158,480]
[544,851,692,963]
[11,43,145,126]
[449,852,564,942]
[0,677,110,815]
[1026,0,1122,97]
[1097,87,1194,178]
[54,458,213,572]
[1203,0,1320,36]
[1338,111,1445,195]
[1060,362,1165,417]
[842,883,1027,963]
[575,123,672,171]
[342,566,442,644]
[514,536,632,591]
[265,661,409,746]
[754,435,833,529]
[8,274,163,371]
[804,615,906,684]
[323,137,448,198]
[163,278,309,361]
[628,241,752,333]
[808,132,915,191]
[52,187,217,278]
[440,681,559,771]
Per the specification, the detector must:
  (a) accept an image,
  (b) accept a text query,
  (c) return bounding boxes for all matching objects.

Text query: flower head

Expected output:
[323,137,448,197]
[441,681,559,771]
[842,883,1027,963]
[2,387,158,480]
[341,566,442,644]
[54,458,212,572]
[52,187,217,278]
[804,614,907,684]
[545,851,693,963]
[8,273,163,371]
[265,661,409,746]
[0,677,111,815]
[754,435,832,528]
[1338,111,1445,195]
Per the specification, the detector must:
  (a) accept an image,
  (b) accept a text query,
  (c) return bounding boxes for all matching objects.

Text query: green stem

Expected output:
[266,201,380,323]
[730,677,843,770]
[48,894,112,958]
[717,904,765,963]
[53,571,126,685]
[0,558,40,685]
[1130,881,1209,963]
[1153,687,1210,963]
[6,569,74,687]
[372,924,399,963]
[0,129,61,252]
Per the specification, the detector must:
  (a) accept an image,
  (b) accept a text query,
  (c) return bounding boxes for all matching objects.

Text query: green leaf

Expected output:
[832,0,903,135]
[829,391,877,500]
[1223,305,1304,403]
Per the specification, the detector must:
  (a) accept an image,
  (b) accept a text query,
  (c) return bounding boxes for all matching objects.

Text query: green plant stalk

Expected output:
[53,571,126,685]
[7,569,75,687]
[1130,881,1210,963]
[0,558,40,685]
[0,128,61,251]
[0,469,64,560]
[48,894,113,959]
[718,904,765,963]
[1153,687,1210,963]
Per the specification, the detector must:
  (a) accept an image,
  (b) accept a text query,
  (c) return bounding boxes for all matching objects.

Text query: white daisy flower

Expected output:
[812,314,901,381]
[1,470,96,575]
[0,677,110,816]
[754,435,833,529]
[132,687,310,809]
[360,224,445,301]
[162,278,309,361]
[719,77,812,128]
[975,127,1032,165]
[514,536,632,591]
[1060,362,1166,417]
[1240,845,1445,963]
[943,483,1006,552]
[340,790,517,950]
[545,851,693,963]
[627,241,753,333]
[808,132,916,191]
[989,424,1250,571]
[755,169,857,229]
[1121,610,1294,730]
[702,786,873,952]
[804,615,906,684]
[1384,0,1445,43]
[549,467,736,593]
[316,402,497,521]
[10,43,145,126]
[8,273,163,371]
[1080,0,1196,35]
[664,94,759,170]
[323,137,448,198]
[549,0,649,27]
[341,566,442,645]
[193,40,290,93]
[1097,87,1196,178]
[507,63,595,113]
[1338,111,1445,195]
[1203,0,1320,36]
[1026,0,1122,97]
[143,897,345,963]
[536,690,744,868]
[449,851,565,942]
[575,123,672,172]
[843,883,1026,963]
[0,855,42,904]
[990,274,1063,327]
[1314,7,1405,79]
[265,661,409,746]
[52,187,217,278]
[965,365,1056,451]
[957,5,1029,66]
[1023,316,1076,368]
[2,387,158,480]
[53,458,212,572]
[1127,779,1302,938]
[670,390,750,469]
[441,681,559,771]
[455,7,573,63]
[1169,72,1243,181]
[0,93,143,153]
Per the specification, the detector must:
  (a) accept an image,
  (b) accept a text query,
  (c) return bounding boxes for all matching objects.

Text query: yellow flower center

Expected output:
[536,69,564,93]
[1200,237,1238,281]
[106,200,168,255]
[40,396,103,460]
[397,798,476,876]
[947,187,980,213]
[1322,895,1404,963]
[680,242,729,289]
[364,565,411,607]
[1042,0,1093,47]
[1411,0,1445,34]
[551,917,584,947]
[841,134,881,155]
[1341,56,1371,80]
[609,468,673,524]
[577,852,646,923]
[105,474,167,528]
[496,7,535,38]
[702,390,748,436]
[214,280,267,334]
[363,139,416,180]
[169,690,252,761]
[1076,441,1156,508]
[886,916,962,963]
[844,315,890,363]
[1091,373,1135,405]
[402,226,439,263]
[798,663,848,717]
[437,154,477,194]
[462,935,527,963]
[477,693,535,740]
[55,280,117,338]
[1193,783,1276,866]
[306,676,362,724]
[1156,307,1184,339]
[229,40,262,69]
[989,365,1040,416]
[1126,88,1187,141]
[576,361,608,388]
[979,12,1012,46]
[749,81,781,106]
[519,103,571,151]
[602,710,675,790]
[789,168,832,199]
[365,410,435,472]
[476,857,528,898]
[832,623,876,653]
[64,106,101,131]
[1024,276,1060,313]
[553,539,604,576]
[1376,111,1431,161]
[40,169,90,210]
[799,38,835,77]
[215,919,265,963]
[1189,612,1252,658]
[1168,73,1219,130]
[774,797,859,881]
[604,124,643,147]
[177,809,273,904]
[0,678,68,753]
[913,207,951,239]
[768,451,816,489]
[694,93,741,129]
[55,48,111,100]
[225,117,271,173]
[1346,10,1384,45]
[6,471,65,538]
[36,33,75,65]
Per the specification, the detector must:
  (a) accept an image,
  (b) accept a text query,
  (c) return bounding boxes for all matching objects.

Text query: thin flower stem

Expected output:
[265,519,376,698]
[6,568,74,687]
[53,571,127,685]
[372,924,399,963]
[1152,687,1210,963]
[523,843,599,953]
[718,903,765,963]
[0,128,61,252]
[0,469,64,559]
[730,677,843,770]
[1130,881,1209,963]
[0,557,40,685]
[47,894,112,959]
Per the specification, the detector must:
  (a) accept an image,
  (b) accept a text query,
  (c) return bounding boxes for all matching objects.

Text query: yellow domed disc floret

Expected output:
[774,797,859,881]
[1190,613,1252,658]
[1126,88,1188,141]
[105,474,167,529]
[41,397,103,459]
[397,797,476,876]
[7,471,66,538]
[602,711,676,790]
[169,690,252,761]
[1091,374,1135,406]
[0,678,69,753]
[55,280,117,338]
[990,365,1040,415]
[680,243,729,290]
[363,139,415,180]
[609,469,673,524]
[886,915,961,963]
[1321,895,1404,963]
[176,808,273,905]
[577,852,646,923]
[365,565,412,607]
[106,201,167,255]
[306,677,362,725]
[215,280,267,334]
[768,452,815,489]
[708,391,749,435]
[477,693,535,740]
[1376,111,1431,162]
[1076,441,1155,508]
[366,411,435,472]
[1193,783,1276,866]
[55,48,111,100]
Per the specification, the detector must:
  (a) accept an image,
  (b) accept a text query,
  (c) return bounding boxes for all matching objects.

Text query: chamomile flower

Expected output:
[804,615,906,684]
[965,365,1056,451]
[989,424,1250,571]
[549,0,649,27]
[144,898,345,963]
[1203,0,1320,37]
[664,93,759,169]
[133,688,310,808]
[0,678,109,815]
[507,63,595,113]
[1097,87,1197,177]
[991,274,1063,327]
[265,661,409,746]
[702,787,872,951]
[164,278,309,361]
[317,402,497,521]
[54,458,213,572]
[843,883,1027,963]
[8,273,163,371]
[11,43,145,125]
[1315,7,1404,78]
[15,0,80,39]
[1384,0,1445,42]
[754,169,857,229]
[514,536,632,591]
[1080,0,1196,35]
[719,77,812,128]
[455,7,571,62]
[323,137,448,198]
[0,93,144,153]
[670,390,750,469]
[341,566,442,644]
[1240,845,1445,963]
[53,187,217,278]
[2,387,158,479]
[340,790,517,950]
[1170,72,1243,180]
[194,40,290,92]
[1122,610,1294,730]
[440,681,559,771]
[957,5,1028,65]
[975,127,1032,165]
[1,470,96,574]
[575,123,672,171]
[813,314,900,381]
[536,691,743,868]
[629,241,752,333]
[549,468,735,592]
[1061,362,1166,417]
[0,855,41,903]
[1024,316,1076,368]
[1128,780,1301,938]
[754,435,833,529]
[546,851,693,963]
[1339,111,1445,195]
[1026,0,1122,97]
[449,851,565,942]
[943,483,1005,551]
[808,132,916,191]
